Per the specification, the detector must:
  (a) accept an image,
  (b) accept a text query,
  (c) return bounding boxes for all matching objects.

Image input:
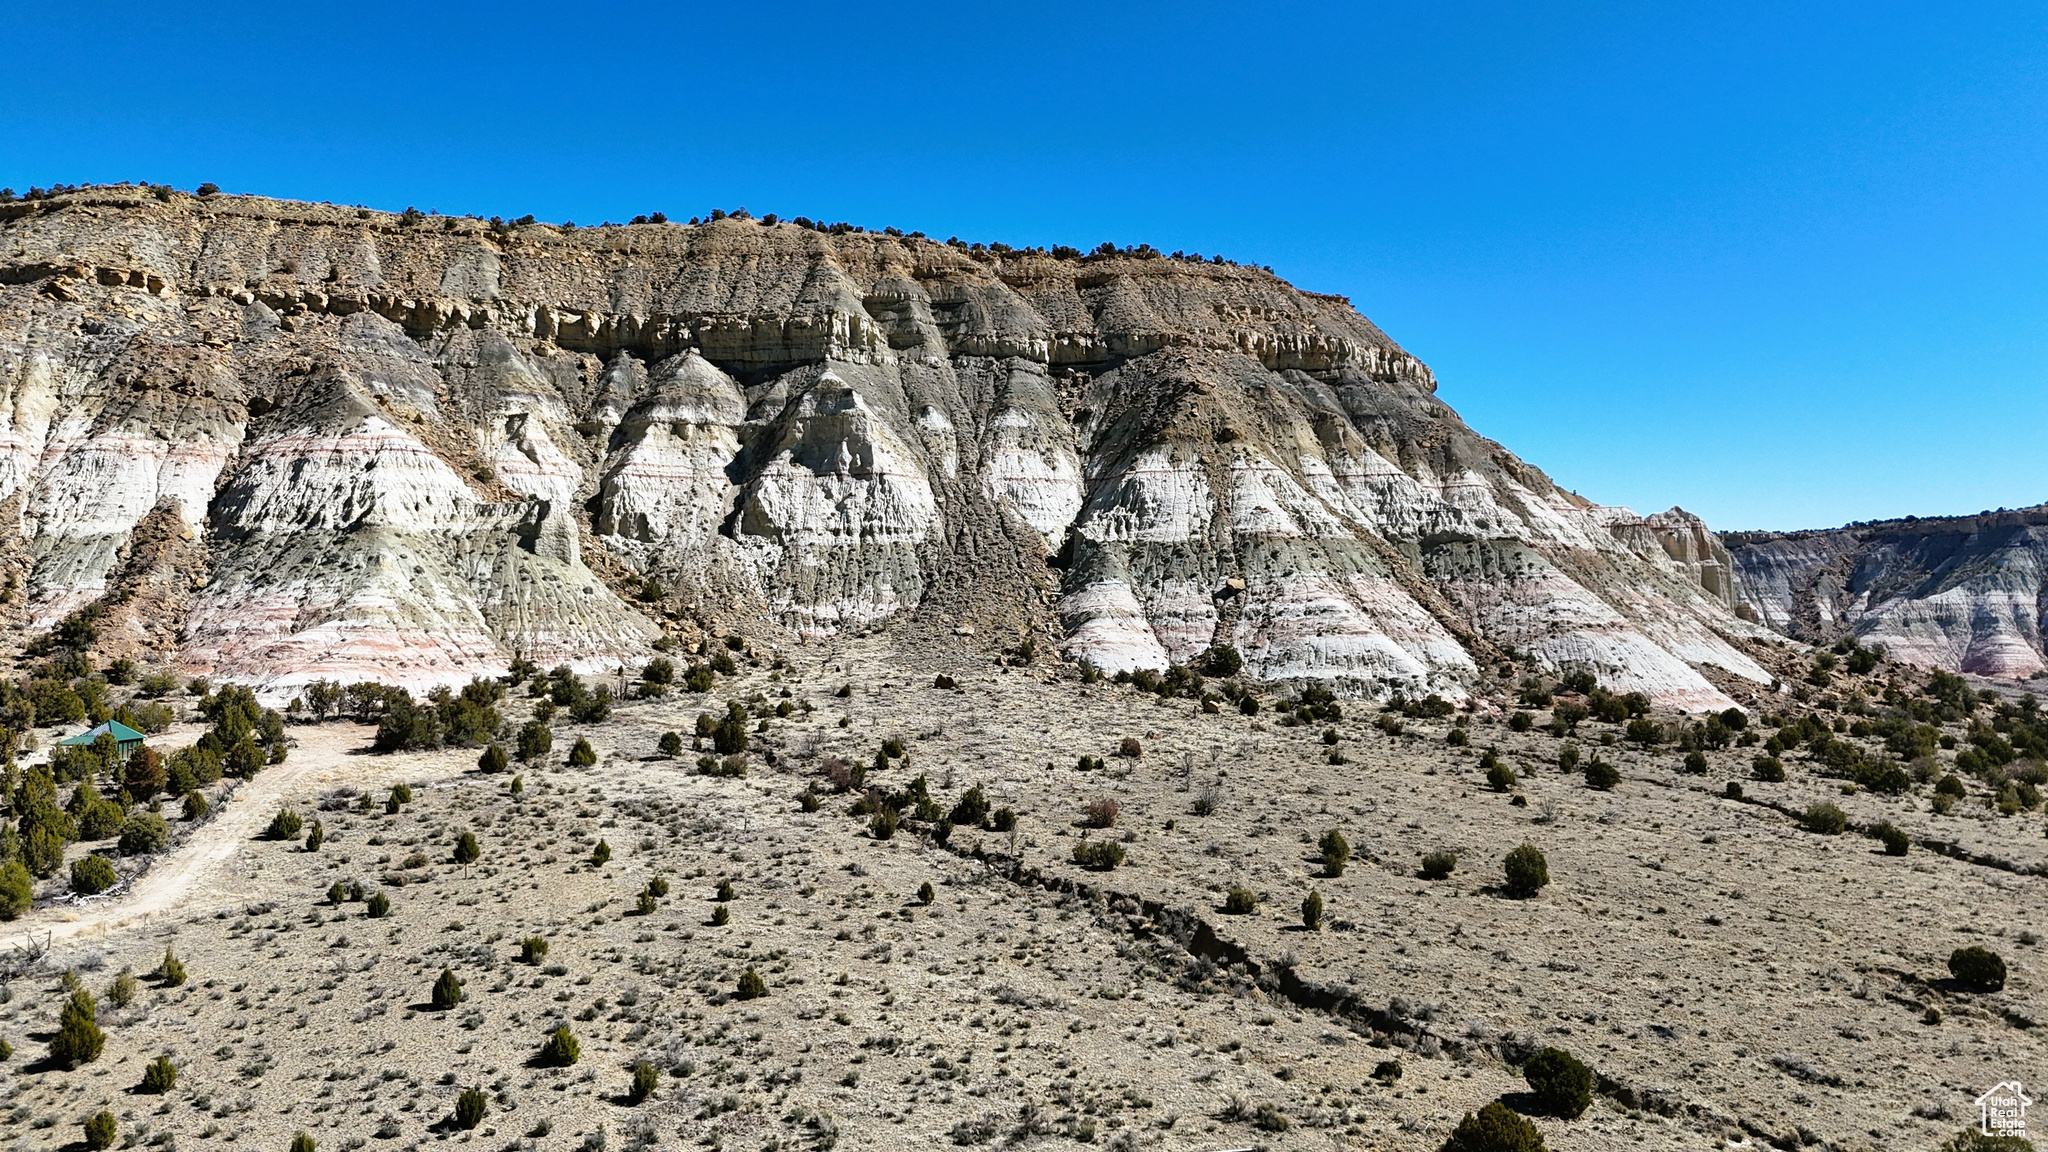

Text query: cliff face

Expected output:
[1727,506,2048,678]
[0,187,1770,705]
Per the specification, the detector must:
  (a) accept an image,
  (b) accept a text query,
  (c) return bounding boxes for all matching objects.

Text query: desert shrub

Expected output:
[711,905,730,926]
[1509,710,1534,733]
[108,968,137,1008]
[450,830,480,865]
[917,881,935,906]
[1583,758,1619,790]
[520,936,548,963]
[1223,885,1258,914]
[124,746,166,798]
[736,968,767,999]
[1800,801,1848,835]
[1421,850,1458,880]
[990,807,1017,832]
[1870,821,1910,855]
[951,785,990,827]
[1724,780,1745,799]
[568,737,597,766]
[869,808,899,840]
[49,988,104,1068]
[1252,1103,1290,1132]
[478,744,508,773]
[713,705,749,754]
[628,1060,660,1104]
[291,1134,316,1152]
[140,1053,178,1093]
[182,790,209,820]
[1752,754,1786,782]
[157,947,186,985]
[1320,828,1350,876]
[1523,1046,1593,1117]
[304,820,325,851]
[540,1025,580,1066]
[265,808,302,840]
[1487,760,1517,792]
[1198,644,1243,676]
[1851,759,1913,795]
[1949,945,2006,990]
[1441,1100,1545,1152]
[570,685,613,724]
[1551,701,1589,735]
[1071,840,1125,870]
[432,968,463,1010]
[70,854,116,895]
[0,860,30,919]
[1625,717,1662,746]
[517,721,553,762]
[454,1086,487,1129]
[647,876,670,897]
[589,839,611,865]
[78,794,122,841]
[1503,843,1549,898]
[657,731,683,757]
[1557,744,1580,772]
[1083,797,1119,828]
[83,1111,117,1151]
[118,811,169,855]
[1240,696,1262,716]
[798,789,821,812]
[1446,728,1469,747]
[1682,751,1708,774]
[715,878,734,901]
[1301,889,1323,931]
[366,892,391,918]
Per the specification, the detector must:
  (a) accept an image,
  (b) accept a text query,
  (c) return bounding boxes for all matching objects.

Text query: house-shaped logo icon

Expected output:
[1976,1081,2032,1137]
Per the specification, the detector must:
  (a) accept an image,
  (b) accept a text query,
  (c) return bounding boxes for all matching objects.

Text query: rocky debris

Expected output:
[1727,504,2048,678]
[0,185,1775,703]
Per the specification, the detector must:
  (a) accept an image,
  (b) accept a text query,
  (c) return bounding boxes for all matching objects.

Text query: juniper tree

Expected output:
[432,968,463,1010]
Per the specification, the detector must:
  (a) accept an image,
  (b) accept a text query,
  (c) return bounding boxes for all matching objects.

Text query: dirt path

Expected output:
[19,724,472,948]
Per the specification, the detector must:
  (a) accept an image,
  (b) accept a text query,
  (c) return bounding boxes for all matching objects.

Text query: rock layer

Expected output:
[0,186,1772,705]
[1727,505,2048,678]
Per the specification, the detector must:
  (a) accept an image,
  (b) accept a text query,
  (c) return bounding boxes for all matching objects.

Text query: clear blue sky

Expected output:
[4,1,2042,531]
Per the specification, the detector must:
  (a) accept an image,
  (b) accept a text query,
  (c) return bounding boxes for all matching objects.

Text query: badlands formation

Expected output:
[1728,505,2048,680]
[0,185,2039,1152]
[0,186,1772,709]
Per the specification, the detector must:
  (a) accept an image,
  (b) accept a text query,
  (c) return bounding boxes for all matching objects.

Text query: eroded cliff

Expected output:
[1727,505,2048,678]
[0,186,1771,705]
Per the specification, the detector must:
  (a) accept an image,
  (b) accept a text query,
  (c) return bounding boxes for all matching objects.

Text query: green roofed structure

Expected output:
[60,720,146,759]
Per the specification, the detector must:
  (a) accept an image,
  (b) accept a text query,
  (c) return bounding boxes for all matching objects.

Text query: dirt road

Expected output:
[16,724,472,949]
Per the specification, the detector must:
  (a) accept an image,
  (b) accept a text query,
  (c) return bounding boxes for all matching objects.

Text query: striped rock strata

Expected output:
[0,187,1772,706]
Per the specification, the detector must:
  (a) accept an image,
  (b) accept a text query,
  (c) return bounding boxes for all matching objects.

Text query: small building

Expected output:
[59,721,147,760]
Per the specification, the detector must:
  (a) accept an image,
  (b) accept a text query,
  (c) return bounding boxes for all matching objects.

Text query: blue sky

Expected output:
[4,1,2042,531]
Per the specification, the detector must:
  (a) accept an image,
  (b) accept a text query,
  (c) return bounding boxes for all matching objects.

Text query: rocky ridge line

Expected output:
[0,185,1773,706]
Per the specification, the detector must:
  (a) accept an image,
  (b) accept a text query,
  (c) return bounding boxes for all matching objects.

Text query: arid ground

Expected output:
[1,639,2041,1152]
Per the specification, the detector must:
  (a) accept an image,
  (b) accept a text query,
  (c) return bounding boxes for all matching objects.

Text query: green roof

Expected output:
[59,721,147,747]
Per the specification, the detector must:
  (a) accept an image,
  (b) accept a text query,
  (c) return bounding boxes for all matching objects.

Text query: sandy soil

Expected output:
[0,641,2037,1152]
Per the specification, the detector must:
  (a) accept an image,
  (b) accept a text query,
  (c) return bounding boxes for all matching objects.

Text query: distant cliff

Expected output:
[0,185,1773,706]
[1726,505,2048,678]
